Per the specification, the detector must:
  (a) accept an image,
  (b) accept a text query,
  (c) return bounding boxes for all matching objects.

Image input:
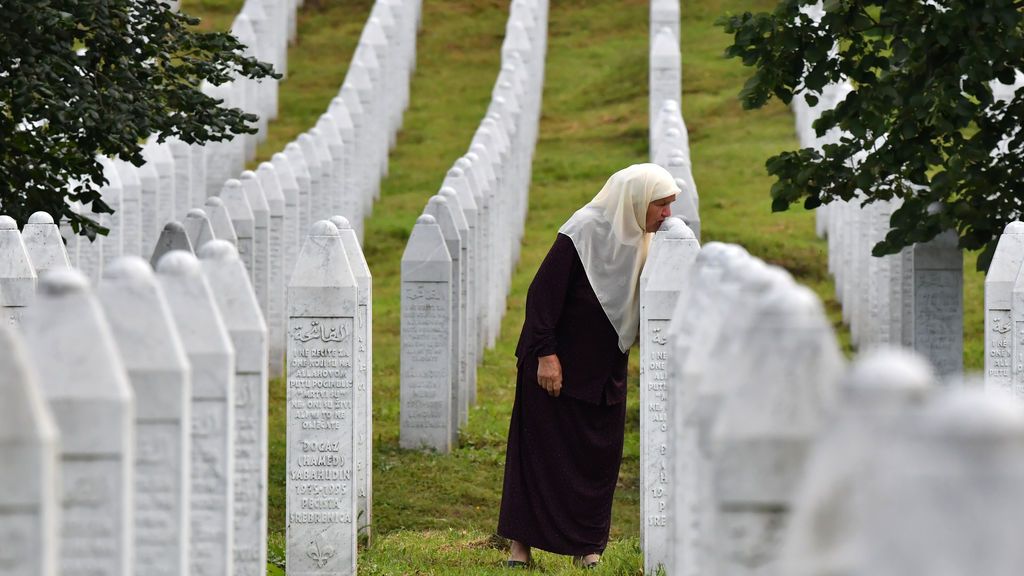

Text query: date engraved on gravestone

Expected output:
[287,317,355,573]
[62,461,122,576]
[401,283,450,431]
[191,401,229,576]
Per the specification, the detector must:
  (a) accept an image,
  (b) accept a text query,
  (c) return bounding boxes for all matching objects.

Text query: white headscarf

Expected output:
[559,163,681,353]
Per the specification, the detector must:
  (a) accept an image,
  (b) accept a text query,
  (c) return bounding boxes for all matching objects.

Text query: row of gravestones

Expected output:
[985,223,1024,393]
[58,0,420,383]
[0,216,374,576]
[786,3,963,376]
[396,0,548,453]
[648,1,701,239]
[638,219,1024,575]
[0,230,265,576]
[63,0,299,273]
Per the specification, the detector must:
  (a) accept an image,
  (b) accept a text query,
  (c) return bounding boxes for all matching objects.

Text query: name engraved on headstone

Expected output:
[914,271,962,378]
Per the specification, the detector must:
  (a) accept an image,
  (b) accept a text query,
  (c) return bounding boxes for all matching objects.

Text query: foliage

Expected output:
[0,0,277,238]
[719,0,1024,270]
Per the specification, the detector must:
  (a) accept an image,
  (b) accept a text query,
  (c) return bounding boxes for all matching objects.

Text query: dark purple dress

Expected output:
[497,233,630,555]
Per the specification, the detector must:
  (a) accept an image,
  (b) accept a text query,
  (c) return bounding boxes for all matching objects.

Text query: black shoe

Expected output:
[505,559,532,569]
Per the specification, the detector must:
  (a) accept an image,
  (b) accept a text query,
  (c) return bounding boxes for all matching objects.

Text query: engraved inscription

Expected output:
[401,283,450,432]
[136,423,183,576]
[62,459,123,576]
[913,271,961,377]
[644,321,671,542]
[287,316,356,572]
[234,372,264,575]
[191,400,230,576]
[989,310,1012,387]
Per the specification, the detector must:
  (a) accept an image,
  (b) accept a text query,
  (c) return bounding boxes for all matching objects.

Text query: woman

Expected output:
[498,163,679,568]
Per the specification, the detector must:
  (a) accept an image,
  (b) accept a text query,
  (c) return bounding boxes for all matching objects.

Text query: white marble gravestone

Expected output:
[439,185,478,405]
[329,215,373,541]
[0,323,59,576]
[986,222,1024,392]
[241,170,271,320]
[114,159,143,258]
[144,140,177,241]
[854,389,1024,576]
[285,142,313,239]
[167,138,194,221]
[639,219,700,574]
[400,214,453,452]
[651,0,680,49]
[137,157,162,257]
[779,347,934,576]
[272,152,302,278]
[297,134,325,223]
[184,208,217,250]
[205,197,240,246]
[198,240,269,576]
[22,211,71,276]
[286,221,358,575]
[424,196,466,437]
[258,161,288,377]
[98,156,125,271]
[98,257,192,576]
[907,230,963,377]
[220,179,256,278]
[156,251,236,576]
[22,268,135,576]
[710,284,842,576]
[650,28,681,140]
[0,215,37,326]
[151,221,195,267]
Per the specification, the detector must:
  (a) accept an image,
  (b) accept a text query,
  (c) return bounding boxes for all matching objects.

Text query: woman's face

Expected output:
[645,195,676,232]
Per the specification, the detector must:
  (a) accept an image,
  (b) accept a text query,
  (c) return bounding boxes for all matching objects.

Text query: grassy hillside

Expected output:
[183,0,986,573]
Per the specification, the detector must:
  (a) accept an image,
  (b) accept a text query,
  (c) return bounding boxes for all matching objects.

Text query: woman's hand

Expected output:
[537,354,563,397]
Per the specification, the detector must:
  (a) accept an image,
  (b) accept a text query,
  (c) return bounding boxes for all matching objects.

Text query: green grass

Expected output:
[182,0,987,572]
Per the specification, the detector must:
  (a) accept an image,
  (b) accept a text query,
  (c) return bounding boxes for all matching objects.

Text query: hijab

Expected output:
[559,163,681,353]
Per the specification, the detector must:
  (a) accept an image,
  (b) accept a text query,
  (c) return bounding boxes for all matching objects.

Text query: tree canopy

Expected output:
[720,0,1024,270]
[0,0,277,238]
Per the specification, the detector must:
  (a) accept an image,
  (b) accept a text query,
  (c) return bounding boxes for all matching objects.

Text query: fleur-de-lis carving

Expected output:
[307,538,335,568]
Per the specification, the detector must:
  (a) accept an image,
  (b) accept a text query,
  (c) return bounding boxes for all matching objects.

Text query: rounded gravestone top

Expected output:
[844,347,934,395]
[197,239,239,262]
[40,267,89,296]
[669,148,686,159]
[187,208,208,219]
[922,389,1024,439]
[666,128,681,138]
[0,215,16,230]
[674,178,689,192]
[428,195,450,208]
[660,99,680,112]
[206,196,225,207]
[162,221,187,235]
[416,214,437,226]
[285,142,302,153]
[28,211,54,225]
[329,215,352,230]
[447,167,465,178]
[257,162,275,174]
[104,256,154,283]
[240,170,258,181]
[272,152,289,162]
[222,179,242,192]
[156,250,201,277]
[465,151,480,163]
[439,187,458,199]
[309,220,340,237]
[661,218,696,240]
[455,157,472,170]
[470,142,488,153]
[1004,221,1024,235]
[669,155,686,167]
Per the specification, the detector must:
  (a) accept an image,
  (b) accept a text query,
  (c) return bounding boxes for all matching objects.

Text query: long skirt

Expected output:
[496,358,627,556]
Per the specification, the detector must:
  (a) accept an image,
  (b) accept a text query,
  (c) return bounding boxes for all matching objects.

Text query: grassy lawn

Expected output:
[182,0,986,573]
